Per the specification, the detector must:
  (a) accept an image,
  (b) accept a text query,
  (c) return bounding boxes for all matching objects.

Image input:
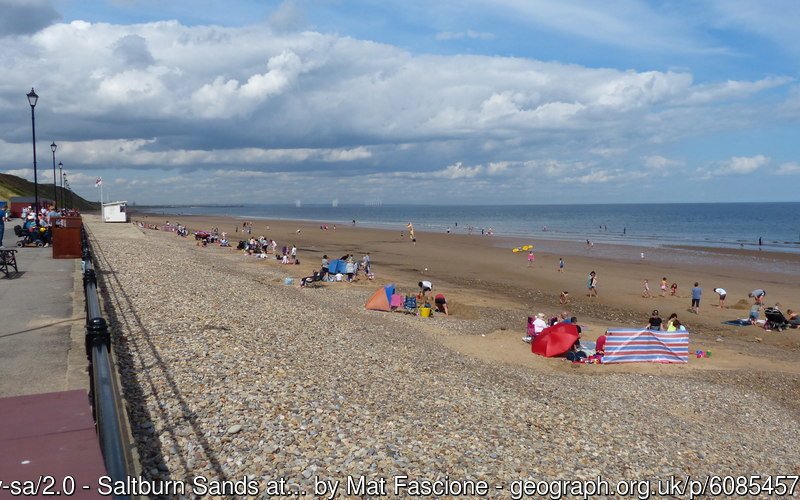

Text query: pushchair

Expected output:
[764,307,790,331]
[300,271,323,288]
[14,225,47,247]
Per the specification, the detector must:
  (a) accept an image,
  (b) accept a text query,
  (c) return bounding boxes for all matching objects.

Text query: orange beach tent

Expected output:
[365,284,396,311]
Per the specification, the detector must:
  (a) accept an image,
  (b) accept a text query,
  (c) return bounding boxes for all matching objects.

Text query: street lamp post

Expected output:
[50,142,57,211]
[58,162,63,211]
[27,88,40,225]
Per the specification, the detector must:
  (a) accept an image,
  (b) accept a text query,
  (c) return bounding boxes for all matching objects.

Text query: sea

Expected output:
[139,202,800,255]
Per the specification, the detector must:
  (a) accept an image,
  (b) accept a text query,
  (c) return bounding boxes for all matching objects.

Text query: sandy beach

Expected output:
[86,213,800,495]
[133,211,800,375]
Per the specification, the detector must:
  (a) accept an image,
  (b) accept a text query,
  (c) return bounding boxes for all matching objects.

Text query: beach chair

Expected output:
[764,307,790,331]
[403,295,418,315]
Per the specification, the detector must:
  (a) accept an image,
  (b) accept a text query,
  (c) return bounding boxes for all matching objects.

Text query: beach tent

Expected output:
[602,329,688,364]
[365,284,396,311]
[531,323,579,357]
[328,259,346,274]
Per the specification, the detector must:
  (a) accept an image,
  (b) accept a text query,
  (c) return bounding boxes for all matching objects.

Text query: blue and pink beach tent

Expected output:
[365,284,396,311]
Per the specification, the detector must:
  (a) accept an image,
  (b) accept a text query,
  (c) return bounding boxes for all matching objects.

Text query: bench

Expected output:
[0,248,19,278]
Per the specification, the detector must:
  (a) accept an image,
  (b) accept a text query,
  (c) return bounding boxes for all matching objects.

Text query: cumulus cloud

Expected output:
[0,15,796,203]
[112,34,155,69]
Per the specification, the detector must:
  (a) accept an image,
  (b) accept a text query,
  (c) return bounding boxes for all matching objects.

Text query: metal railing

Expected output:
[81,226,133,500]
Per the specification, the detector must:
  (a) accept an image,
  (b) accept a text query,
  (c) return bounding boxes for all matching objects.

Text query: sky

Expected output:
[1,0,799,205]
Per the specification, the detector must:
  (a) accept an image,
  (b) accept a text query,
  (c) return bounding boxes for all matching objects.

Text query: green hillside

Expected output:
[0,173,99,212]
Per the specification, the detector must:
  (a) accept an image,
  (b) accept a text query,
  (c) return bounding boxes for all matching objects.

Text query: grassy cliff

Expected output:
[0,173,99,212]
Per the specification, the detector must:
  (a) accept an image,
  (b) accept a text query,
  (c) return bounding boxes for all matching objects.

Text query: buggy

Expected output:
[13,225,46,247]
[764,307,790,331]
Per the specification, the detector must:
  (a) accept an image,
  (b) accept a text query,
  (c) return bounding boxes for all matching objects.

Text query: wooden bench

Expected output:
[0,248,18,278]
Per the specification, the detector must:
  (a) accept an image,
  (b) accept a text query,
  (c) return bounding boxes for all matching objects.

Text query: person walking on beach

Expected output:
[691,282,702,314]
[362,253,371,274]
[558,258,564,272]
[714,287,727,308]
[660,277,668,297]
[587,271,598,297]
[642,279,651,298]
[527,250,534,268]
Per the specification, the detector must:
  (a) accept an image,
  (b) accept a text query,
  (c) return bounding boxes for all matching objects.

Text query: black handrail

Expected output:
[81,226,132,500]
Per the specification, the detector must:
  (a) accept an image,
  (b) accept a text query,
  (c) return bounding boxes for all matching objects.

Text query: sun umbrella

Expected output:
[531,323,579,357]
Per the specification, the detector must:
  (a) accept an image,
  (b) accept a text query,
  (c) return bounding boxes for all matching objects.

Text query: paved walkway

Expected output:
[0,222,106,497]
[0,222,86,396]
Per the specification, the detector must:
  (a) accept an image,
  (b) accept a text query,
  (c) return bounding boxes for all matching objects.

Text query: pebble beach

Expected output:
[86,216,800,498]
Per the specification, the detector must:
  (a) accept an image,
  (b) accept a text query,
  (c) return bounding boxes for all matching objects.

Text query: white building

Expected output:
[102,201,128,223]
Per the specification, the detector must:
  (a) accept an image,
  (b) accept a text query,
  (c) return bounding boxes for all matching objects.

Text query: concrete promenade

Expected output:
[0,222,107,499]
[0,222,87,396]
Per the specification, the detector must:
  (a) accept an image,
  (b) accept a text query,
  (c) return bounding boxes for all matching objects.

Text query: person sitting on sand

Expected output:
[647,310,663,330]
[434,293,449,315]
[671,319,686,331]
[565,337,587,362]
[665,313,679,331]
[281,254,290,264]
[595,331,608,356]
[559,291,570,305]
[570,317,582,335]
[670,282,678,296]
[532,313,547,336]
[749,303,761,325]
[787,309,800,327]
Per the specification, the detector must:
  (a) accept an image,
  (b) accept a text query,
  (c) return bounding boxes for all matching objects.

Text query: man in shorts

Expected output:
[418,280,433,301]
[691,282,702,313]
[586,271,597,297]
[748,289,766,306]
[713,287,727,308]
